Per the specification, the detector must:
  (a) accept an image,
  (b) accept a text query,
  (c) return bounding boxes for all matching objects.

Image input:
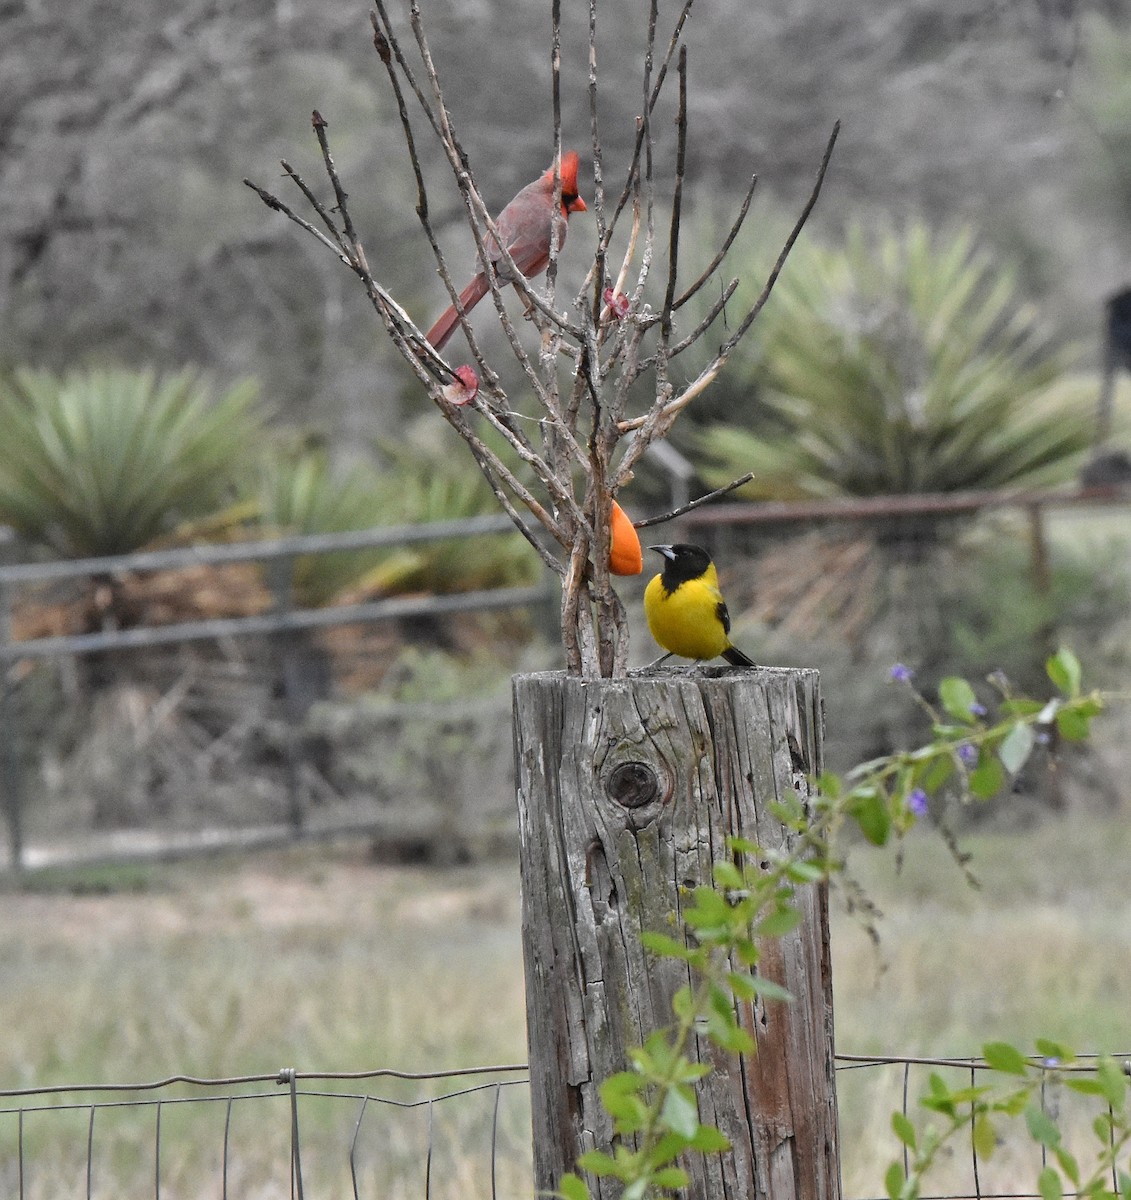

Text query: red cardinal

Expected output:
[426,151,588,351]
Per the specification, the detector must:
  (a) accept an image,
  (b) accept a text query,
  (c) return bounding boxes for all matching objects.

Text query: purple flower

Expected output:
[969,702,988,718]
[907,788,929,818]
[890,663,914,684]
[958,742,979,767]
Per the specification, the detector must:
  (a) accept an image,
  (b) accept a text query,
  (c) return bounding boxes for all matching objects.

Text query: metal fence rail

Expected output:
[3,1052,1127,1200]
[0,516,555,869]
[0,514,552,661]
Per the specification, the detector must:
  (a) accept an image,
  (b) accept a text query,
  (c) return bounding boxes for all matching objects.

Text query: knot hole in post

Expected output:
[603,760,671,825]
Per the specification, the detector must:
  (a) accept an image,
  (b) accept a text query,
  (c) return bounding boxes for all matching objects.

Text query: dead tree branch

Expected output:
[245,1,838,677]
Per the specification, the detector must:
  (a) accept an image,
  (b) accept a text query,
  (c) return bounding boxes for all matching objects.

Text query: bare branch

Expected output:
[668,277,740,358]
[601,0,695,249]
[659,46,689,344]
[310,111,360,252]
[716,119,841,357]
[633,472,756,529]
[242,177,347,265]
[673,172,759,310]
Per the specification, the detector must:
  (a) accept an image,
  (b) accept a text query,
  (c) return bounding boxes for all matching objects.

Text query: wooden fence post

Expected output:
[513,666,840,1200]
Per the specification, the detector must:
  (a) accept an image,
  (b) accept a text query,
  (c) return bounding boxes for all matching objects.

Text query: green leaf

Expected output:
[815,772,842,800]
[1052,1145,1079,1186]
[1038,1166,1063,1200]
[750,975,794,1004]
[891,1111,917,1150]
[659,1085,700,1139]
[712,860,745,891]
[998,722,1035,774]
[1035,1039,1075,1066]
[1046,647,1082,697]
[983,1041,1029,1076]
[672,985,696,1021]
[576,1149,619,1177]
[1024,1104,1062,1148]
[784,860,826,884]
[707,1010,756,1055]
[1065,1077,1109,1097]
[682,886,731,931]
[1055,706,1093,742]
[651,1167,691,1189]
[939,677,979,723]
[689,1123,731,1152]
[1095,1056,1128,1108]
[557,1172,592,1200]
[884,1160,906,1200]
[920,1074,957,1118]
[648,1132,692,1171]
[994,1086,1032,1117]
[600,1072,647,1128]
[642,931,694,961]
[755,905,804,938]
[727,971,759,1001]
[917,753,955,794]
[848,787,892,846]
[973,1112,998,1161]
[725,835,760,856]
[969,756,1006,799]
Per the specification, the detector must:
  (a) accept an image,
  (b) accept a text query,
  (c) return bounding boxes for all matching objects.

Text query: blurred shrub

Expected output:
[251,426,539,608]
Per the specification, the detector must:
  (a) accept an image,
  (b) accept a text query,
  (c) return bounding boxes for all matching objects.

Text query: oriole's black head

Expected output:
[650,543,713,590]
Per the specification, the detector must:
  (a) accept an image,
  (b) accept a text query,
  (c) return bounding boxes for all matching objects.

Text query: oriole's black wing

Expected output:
[716,599,731,636]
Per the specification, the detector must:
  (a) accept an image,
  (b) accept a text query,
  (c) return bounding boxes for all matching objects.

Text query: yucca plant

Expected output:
[697,221,1099,500]
[0,366,263,557]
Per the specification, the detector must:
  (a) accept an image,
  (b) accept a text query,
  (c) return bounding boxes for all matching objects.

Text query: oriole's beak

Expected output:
[650,545,675,561]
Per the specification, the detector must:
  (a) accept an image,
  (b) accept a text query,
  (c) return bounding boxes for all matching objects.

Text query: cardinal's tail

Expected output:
[426,272,491,350]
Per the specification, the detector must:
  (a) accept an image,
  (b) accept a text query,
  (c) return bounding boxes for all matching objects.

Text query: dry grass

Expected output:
[2,808,1129,1198]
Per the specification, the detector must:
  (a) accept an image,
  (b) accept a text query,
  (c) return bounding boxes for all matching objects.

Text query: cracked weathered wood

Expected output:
[513,666,840,1200]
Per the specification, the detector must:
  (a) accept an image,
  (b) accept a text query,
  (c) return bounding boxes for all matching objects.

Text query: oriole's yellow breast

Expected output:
[644,565,732,661]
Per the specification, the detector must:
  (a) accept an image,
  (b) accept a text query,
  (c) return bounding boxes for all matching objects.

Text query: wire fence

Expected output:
[3,1052,1128,1200]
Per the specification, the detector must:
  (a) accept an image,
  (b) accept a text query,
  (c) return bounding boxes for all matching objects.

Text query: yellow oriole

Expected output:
[643,543,755,667]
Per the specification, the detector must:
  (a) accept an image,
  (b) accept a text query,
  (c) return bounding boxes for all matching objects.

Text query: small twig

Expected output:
[674,172,758,310]
[668,277,740,358]
[717,119,840,357]
[633,473,755,529]
[602,0,695,248]
[280,153,348,256]
[243,177,348,265]
[310,111,360,251]
[659,46,689,343]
